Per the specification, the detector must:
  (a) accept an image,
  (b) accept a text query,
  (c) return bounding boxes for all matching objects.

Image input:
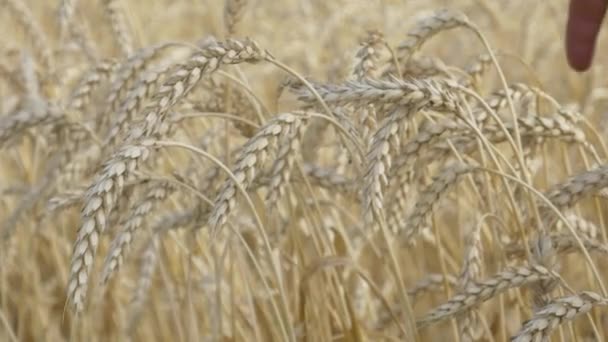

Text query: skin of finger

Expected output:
[566,0,608,71]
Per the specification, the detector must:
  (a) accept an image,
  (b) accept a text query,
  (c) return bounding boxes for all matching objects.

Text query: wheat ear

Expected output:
[67,38,268,313]
[417,265,558,327]
[511,292,608,341]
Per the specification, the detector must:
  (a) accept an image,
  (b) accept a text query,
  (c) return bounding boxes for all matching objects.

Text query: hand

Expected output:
[566,0,608,71]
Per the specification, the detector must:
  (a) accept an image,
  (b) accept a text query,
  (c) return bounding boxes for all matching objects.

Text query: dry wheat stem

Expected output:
[171,112,260,134]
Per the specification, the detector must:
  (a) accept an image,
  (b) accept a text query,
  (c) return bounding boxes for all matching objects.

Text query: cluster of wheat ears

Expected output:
[4,0,608,341]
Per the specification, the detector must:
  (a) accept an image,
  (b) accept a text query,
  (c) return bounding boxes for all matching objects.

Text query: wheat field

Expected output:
[3,0,608,341]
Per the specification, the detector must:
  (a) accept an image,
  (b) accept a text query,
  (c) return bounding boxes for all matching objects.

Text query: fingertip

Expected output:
[565,0,608,72]
[566,42,592,72]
